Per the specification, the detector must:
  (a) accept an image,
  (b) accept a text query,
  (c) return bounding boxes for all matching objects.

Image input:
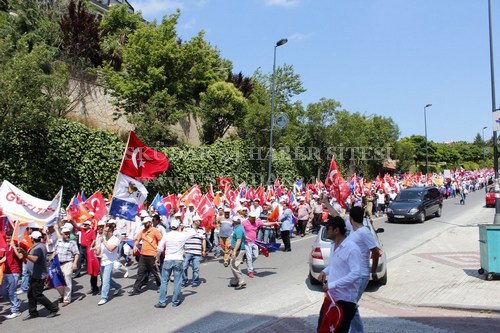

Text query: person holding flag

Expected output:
[96,224,122,306]
[317,216,361,333]
[50,226,80,307]
[277,199,293,252]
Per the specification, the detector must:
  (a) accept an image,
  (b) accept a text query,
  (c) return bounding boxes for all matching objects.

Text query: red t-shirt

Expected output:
[3,247,22,274]
[79,228,96,247]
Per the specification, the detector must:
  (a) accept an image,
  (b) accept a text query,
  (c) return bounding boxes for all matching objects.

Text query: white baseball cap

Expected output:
[170,219,181,228]
[63,223,73,231]
[139,210,149,218]
[248,211,258,218]
[193,215,202,221]
[224,207,231,213]
[30,231,43,239]
[142,216,152,223]
[60,228,71,234]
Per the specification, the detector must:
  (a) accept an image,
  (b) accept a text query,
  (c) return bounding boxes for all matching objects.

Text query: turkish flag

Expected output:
[207,183,215,201]
[325,156,350,208]
[325,157,340,189]
[162,194,179,213]
[216,177,233,191]
[196,195,216,232]
[120,131,169,181]
[318,292,343,333]
[180,185,202,207]
[245,187,255,201]
[85,191,108,222]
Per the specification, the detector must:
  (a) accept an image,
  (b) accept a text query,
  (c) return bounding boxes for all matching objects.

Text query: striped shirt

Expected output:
[184,228,206,256]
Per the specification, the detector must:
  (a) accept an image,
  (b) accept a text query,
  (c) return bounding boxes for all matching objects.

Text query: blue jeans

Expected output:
[100,263,121,301]
[182,253,201,285]
[257,227,275,243]
[158,260,183,306]
[21,261,30,292]
[213,231,221,256]
[245,242,259,273]
[2,273,21,313]
[349,275,370,333]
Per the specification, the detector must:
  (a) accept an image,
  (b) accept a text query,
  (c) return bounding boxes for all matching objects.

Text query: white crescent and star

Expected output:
[131,148,146,170]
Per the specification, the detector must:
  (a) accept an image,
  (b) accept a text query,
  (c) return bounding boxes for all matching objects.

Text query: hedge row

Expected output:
[0,118,301,203]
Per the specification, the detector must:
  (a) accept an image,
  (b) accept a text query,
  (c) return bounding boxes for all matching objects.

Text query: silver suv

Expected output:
[308,219,388,285]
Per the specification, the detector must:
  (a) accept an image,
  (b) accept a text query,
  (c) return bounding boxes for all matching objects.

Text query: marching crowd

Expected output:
[1,168,493,332]
[0,191,323,321]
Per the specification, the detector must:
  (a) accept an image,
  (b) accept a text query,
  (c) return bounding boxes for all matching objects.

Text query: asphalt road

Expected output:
[378,188,486,262]
[0,189,490,333]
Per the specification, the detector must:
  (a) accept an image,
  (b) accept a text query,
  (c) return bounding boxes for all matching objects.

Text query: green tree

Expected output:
[99,4,143,71]
[199,81,247,144]
[103,11,231,145]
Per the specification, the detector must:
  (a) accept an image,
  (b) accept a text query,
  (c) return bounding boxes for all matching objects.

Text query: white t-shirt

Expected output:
[347,225,378,276]
[100,235,120,266]
[157,229,197,261]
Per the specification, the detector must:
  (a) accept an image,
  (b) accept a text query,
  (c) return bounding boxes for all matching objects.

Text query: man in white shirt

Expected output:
[97,225,121,305]
[317,216,361,333]
[346,206,380,333]
[154,219,196,308]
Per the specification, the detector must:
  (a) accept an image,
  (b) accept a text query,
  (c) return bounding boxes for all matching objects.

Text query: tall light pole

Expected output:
[424,104,432,176]
[483,126,488,165]
[488,0,500,224]
[267,38,288,185]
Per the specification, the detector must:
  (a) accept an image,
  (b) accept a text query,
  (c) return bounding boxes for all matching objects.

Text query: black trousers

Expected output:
[133,255,161,292]
[75,245,87,276]
[281,230,291,251]
[317,300,357,333]
[28,277,58,315]
[297,219,308,235]
[312,213,322,232]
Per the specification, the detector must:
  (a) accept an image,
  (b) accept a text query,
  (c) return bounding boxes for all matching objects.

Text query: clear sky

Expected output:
[128,0,500,144]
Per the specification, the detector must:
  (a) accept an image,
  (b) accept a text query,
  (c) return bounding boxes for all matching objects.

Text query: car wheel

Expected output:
[418,212,425,223]
[435,206,442,217]
[378,271,387,285]
[309,272,322,285]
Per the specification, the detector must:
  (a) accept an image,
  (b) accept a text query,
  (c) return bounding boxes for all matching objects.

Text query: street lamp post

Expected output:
[488,0,500,224]
[483,126,488,165]
[424,104,432,175]
[267,38,288,185]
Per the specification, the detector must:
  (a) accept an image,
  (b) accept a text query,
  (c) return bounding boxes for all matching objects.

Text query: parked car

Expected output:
[386,187,443,223]
[486,186,496,207]
[308,220,387,285]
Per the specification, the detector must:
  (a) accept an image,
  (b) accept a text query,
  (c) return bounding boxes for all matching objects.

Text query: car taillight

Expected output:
[311,247,323,260]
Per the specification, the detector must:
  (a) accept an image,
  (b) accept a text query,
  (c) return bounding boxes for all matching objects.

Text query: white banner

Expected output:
[0,180,63,226]
[492,110,500,132]
[113,173,148,206]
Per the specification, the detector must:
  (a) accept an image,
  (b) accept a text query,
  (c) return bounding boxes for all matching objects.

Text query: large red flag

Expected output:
[325,156,350,208]
[85,191,108,222]
[196,195,216,232]
[325,157,341,189]
[120,131,169,181]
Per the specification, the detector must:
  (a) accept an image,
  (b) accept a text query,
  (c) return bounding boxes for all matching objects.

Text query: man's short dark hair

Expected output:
[325,216,347,236]
[349,206,364,224]
[152,214,160,221]
[6,230,13,237]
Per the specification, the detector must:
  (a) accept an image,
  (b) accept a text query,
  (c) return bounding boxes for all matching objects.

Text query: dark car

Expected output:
[386,187,443,223]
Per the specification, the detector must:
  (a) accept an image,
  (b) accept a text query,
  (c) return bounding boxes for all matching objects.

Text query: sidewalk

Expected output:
[256,195,500,333]
[365,198,500,312]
